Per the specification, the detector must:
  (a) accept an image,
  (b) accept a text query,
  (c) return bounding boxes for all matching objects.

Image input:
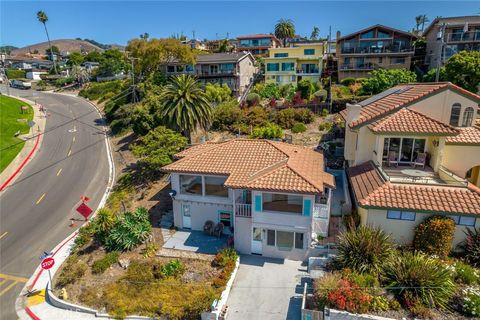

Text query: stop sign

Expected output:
[41,257,55,270]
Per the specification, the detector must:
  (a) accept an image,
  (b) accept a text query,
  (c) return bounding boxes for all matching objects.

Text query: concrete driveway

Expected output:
[226,255,309,320]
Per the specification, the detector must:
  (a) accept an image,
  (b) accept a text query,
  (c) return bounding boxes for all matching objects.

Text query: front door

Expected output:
[251,227,262,255]
[219,211,233,234]
[182,204,191,229]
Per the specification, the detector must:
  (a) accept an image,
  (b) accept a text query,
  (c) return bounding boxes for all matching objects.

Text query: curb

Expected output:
[0,96,45,192]
[16,92,116,320]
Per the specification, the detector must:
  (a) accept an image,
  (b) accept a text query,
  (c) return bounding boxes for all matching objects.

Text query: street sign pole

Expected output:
[48,269,53,289]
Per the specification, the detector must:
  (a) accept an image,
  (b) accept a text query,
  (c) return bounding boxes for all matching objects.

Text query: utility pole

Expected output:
[435,23,447,82]
[127,52,140,103]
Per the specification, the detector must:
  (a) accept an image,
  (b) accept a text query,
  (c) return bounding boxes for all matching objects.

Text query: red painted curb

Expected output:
[0,133,41,192]
[25,307,41,320]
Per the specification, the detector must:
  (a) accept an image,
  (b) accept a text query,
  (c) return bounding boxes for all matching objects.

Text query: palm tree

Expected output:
[420,15,430,32]
[415,15,423,32]
[415,14,429,32]
[274,19,295,47]
[310,26,320,40]
[37,10,57,74]
[70,65,89,84]
[158,74,213,141]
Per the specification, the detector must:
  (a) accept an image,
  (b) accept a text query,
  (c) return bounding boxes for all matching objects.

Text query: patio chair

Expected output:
[387,151,398,167]
[213,222,224,238]
[413,152,427,169]
[203,220,214,236]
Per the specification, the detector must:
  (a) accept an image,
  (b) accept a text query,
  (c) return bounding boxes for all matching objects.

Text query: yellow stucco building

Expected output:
[264,43,325,86]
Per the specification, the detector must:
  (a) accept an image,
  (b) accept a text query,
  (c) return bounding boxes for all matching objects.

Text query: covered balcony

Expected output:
[234,190,252,218]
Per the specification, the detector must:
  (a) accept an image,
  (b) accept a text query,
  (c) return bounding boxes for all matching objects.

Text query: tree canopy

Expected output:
[274,19,295,47]
[361,68,417,94]
[444,51,480,93]
[67,52,84,66]
[97,49,127,77]
[205,83,233,105]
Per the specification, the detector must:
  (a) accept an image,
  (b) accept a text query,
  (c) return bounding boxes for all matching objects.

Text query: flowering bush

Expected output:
[462,288,480,317]
[461,227,480,267]
[325,279,372,313]
[414,215,455,258]
[454,261,480,285]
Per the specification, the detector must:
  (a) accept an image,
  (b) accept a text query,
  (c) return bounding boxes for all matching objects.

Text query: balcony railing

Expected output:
[340,63,377,70]
[296,69,320,74]
[341,46,413,54]
[446,31,480,43]
[235,203,251,218]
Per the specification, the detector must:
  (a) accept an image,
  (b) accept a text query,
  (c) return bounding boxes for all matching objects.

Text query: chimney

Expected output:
[346,103,361,125]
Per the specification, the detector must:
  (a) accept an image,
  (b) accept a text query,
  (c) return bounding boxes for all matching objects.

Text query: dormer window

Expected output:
[449,103,461,126]
[462,107,474,127]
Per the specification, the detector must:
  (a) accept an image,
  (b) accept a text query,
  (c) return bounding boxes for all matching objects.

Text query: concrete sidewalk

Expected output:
[0,96,46,191]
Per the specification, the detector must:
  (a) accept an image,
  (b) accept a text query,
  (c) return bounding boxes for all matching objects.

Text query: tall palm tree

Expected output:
[70,65,89,84]
[37,10,57,74]
[420,14,430,32]
[415,15,423,32]
[310,26,320,40]
[158,75,213,141]
[274,19,295,47]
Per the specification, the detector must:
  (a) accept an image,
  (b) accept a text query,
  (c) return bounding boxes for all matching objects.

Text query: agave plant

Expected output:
[384,252,456,309]
[336,225,395,274]
[105,207,151,251]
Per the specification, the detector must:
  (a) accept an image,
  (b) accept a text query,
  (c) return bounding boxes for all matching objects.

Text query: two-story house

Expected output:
[162,52,256,97]
[162,139,336,260]
[264,43,325,86]
[236,34,282,56]
[341,82,480,247]
[336,25,417,81]
[423,16,480,69]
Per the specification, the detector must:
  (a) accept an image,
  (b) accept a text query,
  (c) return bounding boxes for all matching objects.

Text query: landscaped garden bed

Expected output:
[309,217,480,319]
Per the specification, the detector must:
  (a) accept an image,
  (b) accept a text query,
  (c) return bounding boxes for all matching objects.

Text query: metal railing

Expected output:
[341,46,413,54]
[446,31,480,42]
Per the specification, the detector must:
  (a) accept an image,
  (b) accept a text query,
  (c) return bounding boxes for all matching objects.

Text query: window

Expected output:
[219,211,232,227]
[344,57,351,65]
[220,63,235,72]
[301,64,318,74]
[262,193,303,214]
[378,57,383,63]
[204,176,228,197]
[462,107,474,127]
[253,227,262,241]
[383,137,425,163]
[378,31,391,38]
[180,175,202,195]
[274,53,288,58]
[356,57,364,68]
[266,63,279,72]
[361,30,374,39]
[304,48,315,55]
[281,62,295,71]
[276,231,294,250]
[167,65,175,73]
[176,65,185,72]
[295,233,304,249]
[387,210,416,221]
[448,215,476,226]
[267,229,276,246]
[392,57,406,64]
[450,103,461,126]
[185,64,194,72]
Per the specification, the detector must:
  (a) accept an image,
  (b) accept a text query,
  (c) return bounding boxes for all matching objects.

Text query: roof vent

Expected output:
[393,86,413,94]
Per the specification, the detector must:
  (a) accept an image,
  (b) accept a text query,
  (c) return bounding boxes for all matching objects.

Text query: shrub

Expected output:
[384,252,456,309]
[94,208,116,241]
[246,93,261,106]
[319,278,372,314]
[78,286,101,308]
[56,255,87,287]
[461,227,480,267]
[343,270,380,290]
[371,296,390,312]
[55,77,75,87]
[242,106,268,127]
[297,79,314,99]
[314,89,328,102]
[211,100,242,131]
[294,108,314,124]
[79,80,124,101]
[105,207,152,251]
[213,248,238,268]
[251,122,284,139]
[462,288,480,317]
[6,69,26,79]
[72,222,97,252]
[454,261,479,285]
[361,68,417,95]
[291,122,307,133]
[259,83,281,99]
[123,260,155,289]
[414,215,455,258]
[159,259,185,278]
[274,108,296,129]
[318,122,332,132]
[336,226,395,274]
[341,77,356,86]
[92,251,120,274]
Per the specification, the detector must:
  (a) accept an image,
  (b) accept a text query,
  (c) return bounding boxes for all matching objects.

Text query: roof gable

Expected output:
[338,24,417,41]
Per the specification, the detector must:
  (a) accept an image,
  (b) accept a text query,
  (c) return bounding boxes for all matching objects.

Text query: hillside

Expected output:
[10,39,103,56]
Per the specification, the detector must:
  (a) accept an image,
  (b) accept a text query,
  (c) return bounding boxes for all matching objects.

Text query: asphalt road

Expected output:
[0,88,110,320]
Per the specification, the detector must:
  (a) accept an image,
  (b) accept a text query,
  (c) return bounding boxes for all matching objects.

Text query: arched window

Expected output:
[449,103,461,126]
[462,107,475,127]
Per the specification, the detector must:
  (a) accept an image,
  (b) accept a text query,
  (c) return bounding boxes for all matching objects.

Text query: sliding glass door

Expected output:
[383,137,426,164]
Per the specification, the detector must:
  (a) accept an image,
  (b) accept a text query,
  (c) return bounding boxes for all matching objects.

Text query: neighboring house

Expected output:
[423,16,480,69]
[264,43,325,86]
[162,139,336,260]
[182,39,207,51]
[162,52,256,97]
[341,82,480,247]
[236,34,282,56]
[336,25,417,80]
[25,69,48,80]
[82,61,100,72]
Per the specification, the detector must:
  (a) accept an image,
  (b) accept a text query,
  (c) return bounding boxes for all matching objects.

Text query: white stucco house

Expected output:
[162,139,336,260]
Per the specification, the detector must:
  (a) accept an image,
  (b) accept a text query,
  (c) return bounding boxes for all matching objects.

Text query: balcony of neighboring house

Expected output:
[445,30,480,43]
[197,64,239,78]
[296,64,320,75]
[339,62,378,71]
[340,43,413,55]
[234,190,252,218]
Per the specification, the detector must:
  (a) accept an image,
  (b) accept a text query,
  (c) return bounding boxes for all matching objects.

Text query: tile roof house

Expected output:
[162,139,335,260]
[341,82,480,247]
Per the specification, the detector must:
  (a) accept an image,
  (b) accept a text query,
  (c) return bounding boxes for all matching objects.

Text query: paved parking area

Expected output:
[226,255,309,320]
[162,230,228,254]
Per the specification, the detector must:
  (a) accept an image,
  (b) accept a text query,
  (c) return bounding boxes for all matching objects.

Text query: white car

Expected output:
[10,79,32,89]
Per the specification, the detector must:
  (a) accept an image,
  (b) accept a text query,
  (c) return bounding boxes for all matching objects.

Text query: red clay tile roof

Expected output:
[446,127,480,145]
[368,108,459,135]
[347,162,480,215]
[343,83,480,128]
[163,139,335,194]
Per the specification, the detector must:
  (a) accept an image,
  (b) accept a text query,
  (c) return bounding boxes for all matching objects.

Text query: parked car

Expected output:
[10,79,32,89]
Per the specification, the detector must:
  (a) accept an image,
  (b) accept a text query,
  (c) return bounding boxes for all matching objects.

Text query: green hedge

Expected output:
[6,69,26,79]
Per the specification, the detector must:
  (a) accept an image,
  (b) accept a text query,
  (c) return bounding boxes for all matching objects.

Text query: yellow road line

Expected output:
[0,231,8,240]
[56,168,63,176]
[73,136,76,142]
[0,273,28,283]
[67,149,72,157]
[0,281,18,296]
[0,279,6,286]
[36,193,46,205]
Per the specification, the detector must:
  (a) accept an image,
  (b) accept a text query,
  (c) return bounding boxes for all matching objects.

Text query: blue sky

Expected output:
[1,1,479,47]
